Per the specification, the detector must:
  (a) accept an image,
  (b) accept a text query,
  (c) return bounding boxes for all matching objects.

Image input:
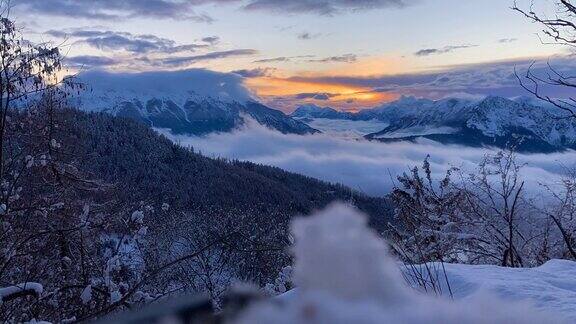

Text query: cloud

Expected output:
[159,49,258,66]
[47,28,248,70]
[65,55,120,68]
[201,36,220,44]
[295,92,339,100]
[284,57,576,100]
[65,50,259,70]
[232,67,276,78]
[78,68,253,102]
[298,32,320,40]
[414,44,478,57]
[253,57,291,63]
[308,54,357,63]
[253,55,315,63]
[158,122,576,196]
[15,0,417,21]
[15,0,215,22]
[498,38,518,43]
[46,29,210,54]
[243,0,415,16]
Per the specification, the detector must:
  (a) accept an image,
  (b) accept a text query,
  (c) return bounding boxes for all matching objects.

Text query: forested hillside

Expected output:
[67,109,391,225]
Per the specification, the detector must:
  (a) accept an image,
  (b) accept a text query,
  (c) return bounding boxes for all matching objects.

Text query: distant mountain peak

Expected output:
[477,95,516,107]
[362,95,576,152]
[73,70,317,136]
[289,94,576,152]
[291,104,350,119]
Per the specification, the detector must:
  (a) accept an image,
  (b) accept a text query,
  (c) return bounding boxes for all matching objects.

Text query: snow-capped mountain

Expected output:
[293,96,576,152]
[292,104,355,120]
[73,70,317,135]
[366,96,576,152]
[291,96,438,121]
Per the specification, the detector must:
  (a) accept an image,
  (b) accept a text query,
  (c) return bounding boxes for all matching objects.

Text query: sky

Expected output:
[9,0,570,112]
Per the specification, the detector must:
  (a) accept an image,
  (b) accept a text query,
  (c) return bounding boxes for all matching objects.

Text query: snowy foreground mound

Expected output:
[238,204,574,324]
[437,258,576,321]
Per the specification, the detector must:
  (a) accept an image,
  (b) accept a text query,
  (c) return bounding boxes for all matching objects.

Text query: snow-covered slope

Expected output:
[73,70,317,135]
[292,104,354,120]
[291,97,437,121]
[291,95,576,152]
[275,260,576,323]
[366,96,576,152]
[290,96,438,121]
[401,258,576,322]
[437,259,576,321]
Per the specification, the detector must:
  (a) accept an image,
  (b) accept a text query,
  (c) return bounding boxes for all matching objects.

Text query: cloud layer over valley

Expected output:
[159,122,576,197]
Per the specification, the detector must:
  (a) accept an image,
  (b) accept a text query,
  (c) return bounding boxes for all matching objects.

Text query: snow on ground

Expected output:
[238,204,573,324]
[0,282,43,302]
[404,259,576,322]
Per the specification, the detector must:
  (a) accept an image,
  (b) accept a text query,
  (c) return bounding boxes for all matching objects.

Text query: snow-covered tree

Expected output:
[389,157,469,264]
[538,172,576,260]
[391,150,543,268]
[459,150,528,267]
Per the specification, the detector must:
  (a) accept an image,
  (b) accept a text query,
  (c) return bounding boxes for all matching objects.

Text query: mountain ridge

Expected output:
[292,96,576,152]
[73,70,318,135]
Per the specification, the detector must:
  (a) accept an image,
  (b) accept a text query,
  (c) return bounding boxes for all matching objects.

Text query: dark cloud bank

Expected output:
[414,44,478,57]
[16,0,417,22]
[47,29,212,54]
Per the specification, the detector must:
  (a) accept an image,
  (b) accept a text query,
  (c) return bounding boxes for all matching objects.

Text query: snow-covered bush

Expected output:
[391,150,553,268]
[264,266,293,296]
[389,156,469,264]
[538,173,576,261]
[459,150,529,267]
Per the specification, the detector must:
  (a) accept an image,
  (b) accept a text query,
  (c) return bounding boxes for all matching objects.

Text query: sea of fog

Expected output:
[157,119,576,197]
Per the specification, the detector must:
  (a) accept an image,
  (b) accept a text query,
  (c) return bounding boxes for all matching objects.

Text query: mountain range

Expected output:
[73,70,317,135]
[72,69,576,152]
[292,96,576,152]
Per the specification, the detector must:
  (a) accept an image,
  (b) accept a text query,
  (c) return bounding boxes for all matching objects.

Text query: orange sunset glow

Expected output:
[245,73,399,112]
[242,55,409,111]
